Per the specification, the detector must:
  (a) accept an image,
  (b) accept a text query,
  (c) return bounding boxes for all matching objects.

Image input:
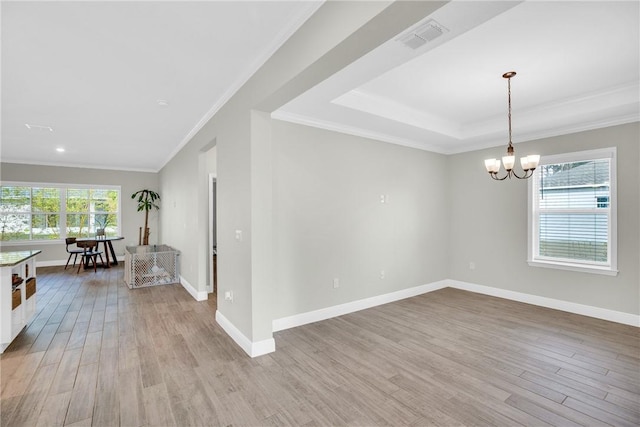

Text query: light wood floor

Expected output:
[1,266,639,426]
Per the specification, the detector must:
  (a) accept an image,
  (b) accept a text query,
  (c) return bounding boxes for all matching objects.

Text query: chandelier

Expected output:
[484,71,539,180]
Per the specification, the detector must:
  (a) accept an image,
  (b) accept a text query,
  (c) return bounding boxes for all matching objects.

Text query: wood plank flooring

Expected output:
[1,266,638,426]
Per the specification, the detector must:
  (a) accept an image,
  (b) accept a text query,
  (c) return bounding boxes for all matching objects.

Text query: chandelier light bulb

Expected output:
[502,155,515,171]
[484,158,500,173]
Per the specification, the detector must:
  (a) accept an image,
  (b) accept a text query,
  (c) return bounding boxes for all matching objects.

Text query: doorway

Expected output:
[208,173,217,294]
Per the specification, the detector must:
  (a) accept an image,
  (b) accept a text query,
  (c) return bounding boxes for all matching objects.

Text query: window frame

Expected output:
[0,181,121,246]
[527,147,618,276]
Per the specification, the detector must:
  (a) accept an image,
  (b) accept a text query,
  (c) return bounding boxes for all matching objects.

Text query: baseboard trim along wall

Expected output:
[39,261,209,302]
[272,280,450,332]
[215,310,276,358]
[37,260,69,267]
[272,279,639,333]
[179,275,208,302]
[448,280,640,328]
[37,256,125,268]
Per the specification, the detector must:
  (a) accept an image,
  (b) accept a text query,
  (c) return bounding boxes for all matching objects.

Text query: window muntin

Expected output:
[0,183,120,242]
[529,148,617,275]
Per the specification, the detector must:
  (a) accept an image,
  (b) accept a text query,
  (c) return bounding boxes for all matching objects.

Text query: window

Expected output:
[596,196,609,208]
[0,183,120,243]
[528,148,617,275]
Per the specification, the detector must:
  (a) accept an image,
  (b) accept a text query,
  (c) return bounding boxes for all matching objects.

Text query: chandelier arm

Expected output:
[510,168,536,180]
[511,168,526,179]
[490,171,510,181]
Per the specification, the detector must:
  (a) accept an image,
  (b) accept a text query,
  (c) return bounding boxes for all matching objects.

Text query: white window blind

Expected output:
[528,148,617,275]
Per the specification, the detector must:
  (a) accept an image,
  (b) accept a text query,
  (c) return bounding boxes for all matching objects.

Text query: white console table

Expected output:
[0,250,41,353]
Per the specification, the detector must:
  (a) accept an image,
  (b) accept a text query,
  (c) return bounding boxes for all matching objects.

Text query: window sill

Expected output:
[528,260,618,276]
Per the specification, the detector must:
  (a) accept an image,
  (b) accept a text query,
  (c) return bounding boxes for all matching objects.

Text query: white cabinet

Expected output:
[1,251,40,353]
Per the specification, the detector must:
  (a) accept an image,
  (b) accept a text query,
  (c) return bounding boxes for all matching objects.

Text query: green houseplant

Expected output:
[131,189,160,245]
[95,214,112,237]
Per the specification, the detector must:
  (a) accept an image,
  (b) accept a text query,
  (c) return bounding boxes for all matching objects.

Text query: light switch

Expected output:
[224,290,233,302]
[235,230,242,241]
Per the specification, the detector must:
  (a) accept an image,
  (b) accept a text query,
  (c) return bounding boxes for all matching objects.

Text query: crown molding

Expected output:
[271,110,449,154]
[333,89,462,138]
[159,1,324,171]
[0,158,158,174]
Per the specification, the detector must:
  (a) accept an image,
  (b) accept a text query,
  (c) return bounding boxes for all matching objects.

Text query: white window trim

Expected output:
[527,147,618,276]
[0,181,121,245]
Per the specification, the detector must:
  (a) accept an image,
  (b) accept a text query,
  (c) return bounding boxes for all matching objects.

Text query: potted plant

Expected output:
[131,189,160,245]
[95,215,111,238]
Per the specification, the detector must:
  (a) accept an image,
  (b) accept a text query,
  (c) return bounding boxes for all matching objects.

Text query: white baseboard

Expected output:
[37,259,68,267]
[449,280,640,327]
[272,279,638,333]
[272,280,449,332]
[37,255,125,268]
[215,310,276,358]
[180,275,208,301]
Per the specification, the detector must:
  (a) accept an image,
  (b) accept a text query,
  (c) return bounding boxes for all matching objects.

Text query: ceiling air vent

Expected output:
[25,124,54,132]
[398,19,449,50]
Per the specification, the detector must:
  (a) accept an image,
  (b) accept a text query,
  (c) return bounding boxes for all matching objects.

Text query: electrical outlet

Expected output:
[224,290,233,302]
[333,278,340,289]
[235,230,242,241]
[380,270,385,279]
[469,262,476,270]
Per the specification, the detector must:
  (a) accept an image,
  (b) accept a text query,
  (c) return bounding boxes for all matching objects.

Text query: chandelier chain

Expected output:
[507,75,513,148]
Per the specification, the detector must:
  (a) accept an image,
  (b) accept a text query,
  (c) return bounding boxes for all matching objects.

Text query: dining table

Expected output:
[75,236,124,268]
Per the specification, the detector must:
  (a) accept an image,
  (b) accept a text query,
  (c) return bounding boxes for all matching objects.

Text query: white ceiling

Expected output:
[1,0,321,172]
[274,0,640,154]
[2,1,639,173]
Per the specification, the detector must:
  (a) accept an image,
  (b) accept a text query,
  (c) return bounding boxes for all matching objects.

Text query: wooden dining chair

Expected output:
[65,237,85,270]
[76,240,105,273]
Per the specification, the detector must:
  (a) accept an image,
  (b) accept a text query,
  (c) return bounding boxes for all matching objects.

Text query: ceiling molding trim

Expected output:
[158,1,325,171]
[0,158,158,174]
[538,81,639,113]
[273,110,639,157]
[448,114,640,155]
[271,110,448,154]
[333,89,462,138]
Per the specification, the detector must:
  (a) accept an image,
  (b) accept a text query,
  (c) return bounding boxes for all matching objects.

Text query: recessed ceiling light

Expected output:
[157,99,169,107]
[25,123,54,132]
[56,147,65,153]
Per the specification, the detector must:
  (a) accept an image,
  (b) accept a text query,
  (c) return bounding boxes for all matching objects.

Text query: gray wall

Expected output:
[159,1,441,343]
[448,122,640,315]
[158,135,218,294]
[272,121,449,319]
[0,163,159,263]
